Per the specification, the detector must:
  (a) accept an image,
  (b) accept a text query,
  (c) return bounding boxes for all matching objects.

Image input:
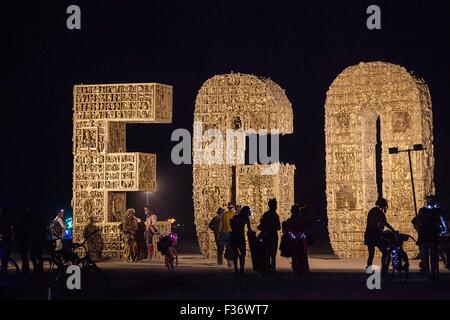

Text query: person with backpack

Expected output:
[209,207,224,265]
[50,209,67,253]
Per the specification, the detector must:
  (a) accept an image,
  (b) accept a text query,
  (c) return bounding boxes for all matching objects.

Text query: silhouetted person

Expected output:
[30,211,44,274]
[364,197,395,274]
[209,207,225,265]
[285,204,311,276]
[0,209,13,277]
[230,206,252,275]
[258,198,281,275]
[16,208,31,274]
[414,195,441,279]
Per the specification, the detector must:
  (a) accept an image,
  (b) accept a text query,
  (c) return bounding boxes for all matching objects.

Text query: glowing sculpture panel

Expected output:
[193,73,295,257]
[72,83,172,258]
[325,62,434,258]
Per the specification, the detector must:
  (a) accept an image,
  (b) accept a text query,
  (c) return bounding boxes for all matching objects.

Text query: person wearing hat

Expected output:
[364,197,396,273]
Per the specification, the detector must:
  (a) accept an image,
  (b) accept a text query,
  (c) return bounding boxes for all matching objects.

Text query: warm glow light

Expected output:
[168,218,176,224]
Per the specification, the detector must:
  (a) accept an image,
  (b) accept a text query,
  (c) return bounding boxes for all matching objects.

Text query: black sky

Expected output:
[2,0,449,238]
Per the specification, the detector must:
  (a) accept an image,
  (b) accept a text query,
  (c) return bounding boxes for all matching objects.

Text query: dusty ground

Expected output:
[2,242,450,300]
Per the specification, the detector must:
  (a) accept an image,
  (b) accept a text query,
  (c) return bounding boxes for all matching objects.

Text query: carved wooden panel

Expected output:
[193,73,295,257]
[73,83,172,258]
[325,62,434,258]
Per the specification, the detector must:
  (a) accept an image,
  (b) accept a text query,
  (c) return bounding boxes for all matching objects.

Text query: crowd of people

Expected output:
[1,194,448,280]
[209,194,449,279]
[209,198,314,277]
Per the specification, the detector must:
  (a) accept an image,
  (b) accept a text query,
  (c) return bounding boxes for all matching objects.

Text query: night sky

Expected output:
[2,0,449,239]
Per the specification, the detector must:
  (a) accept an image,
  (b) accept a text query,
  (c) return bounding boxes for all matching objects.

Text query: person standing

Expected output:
[364,197,395,274]
[258,198,281,275]
[221,203,237,267]
[144,206,159,261]
[50,209,67,253]
[30,211,44,274]
[17,207,44,274]
[209,207,224,265]
[122,208,140,262]
[0,208,13,278]
[282,204,310,276]
[414,195,441,279]
[230,206,252,275]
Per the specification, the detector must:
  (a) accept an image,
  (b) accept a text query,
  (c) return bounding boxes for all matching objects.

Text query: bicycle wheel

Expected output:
[172,248,178,270]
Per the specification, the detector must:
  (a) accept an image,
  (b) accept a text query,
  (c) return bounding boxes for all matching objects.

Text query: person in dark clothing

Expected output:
[414,195,441,279]
[230,206,252,275]
[16,207,44,274]
[209,207,225,265]
[364,197,396,273]
[0,209,13,277]
[258,198,281,275]
[282,204,310,276]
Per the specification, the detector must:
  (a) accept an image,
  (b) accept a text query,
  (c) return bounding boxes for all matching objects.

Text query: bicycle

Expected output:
[157,233,178,272]
[382,230,416,281]
[46,228,111,299]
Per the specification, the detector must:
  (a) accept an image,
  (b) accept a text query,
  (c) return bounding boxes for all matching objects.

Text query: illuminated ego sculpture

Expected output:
[325,62,434,258]
[72,83,172,258]
[193,73,295,257]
